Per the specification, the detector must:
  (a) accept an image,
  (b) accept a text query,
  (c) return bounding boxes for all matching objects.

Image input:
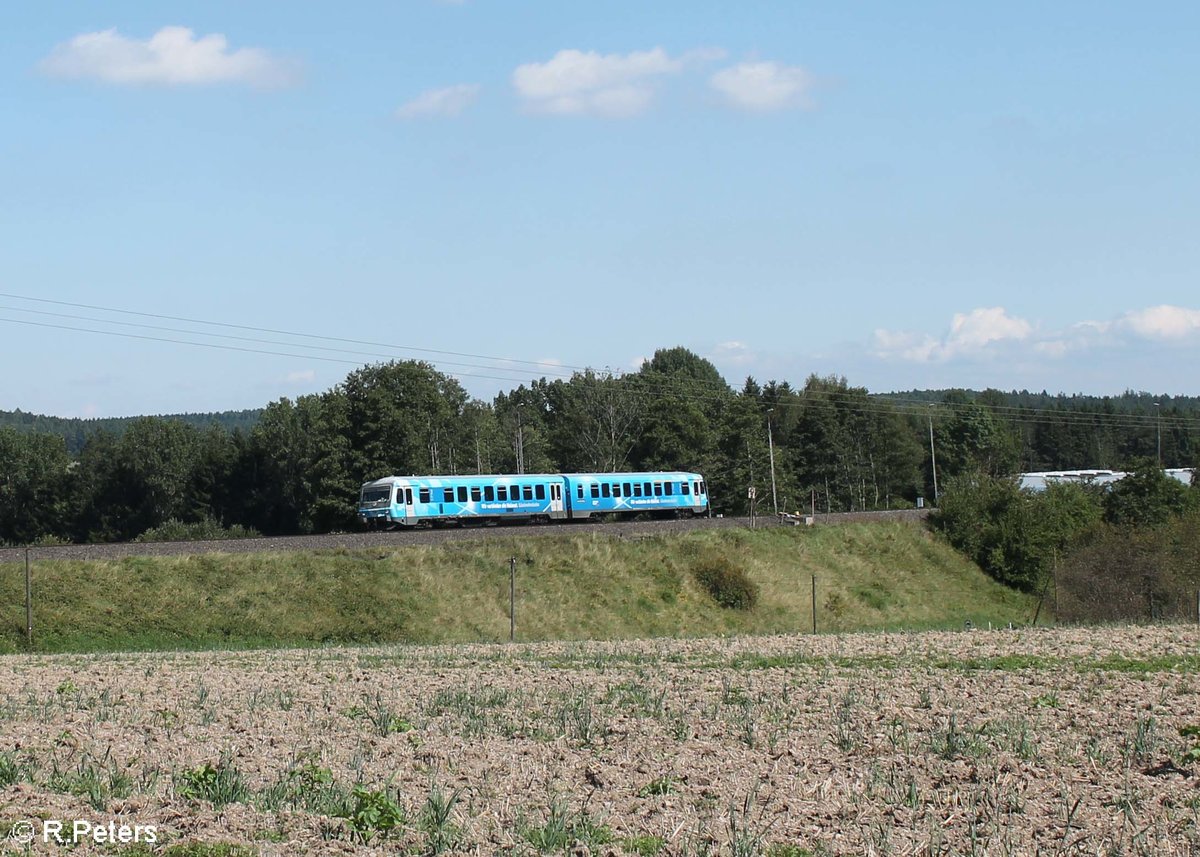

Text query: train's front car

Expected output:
[358,476,402,529]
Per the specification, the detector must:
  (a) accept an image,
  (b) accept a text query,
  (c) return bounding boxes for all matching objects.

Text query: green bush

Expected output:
[692,556,759,610]
[931,474,1101,592]
[1103,460,1196,527]
[135,518,261,543]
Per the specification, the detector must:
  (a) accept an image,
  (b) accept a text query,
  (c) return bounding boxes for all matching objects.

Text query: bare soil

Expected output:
[1,625,1198,855]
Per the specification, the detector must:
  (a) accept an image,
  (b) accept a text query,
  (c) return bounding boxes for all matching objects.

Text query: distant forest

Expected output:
[1,349,1197,545]
[0,408,262,455]
[878,389,1200,413]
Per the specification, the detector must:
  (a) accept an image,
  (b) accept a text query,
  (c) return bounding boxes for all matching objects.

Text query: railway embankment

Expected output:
[0,516,1030,654]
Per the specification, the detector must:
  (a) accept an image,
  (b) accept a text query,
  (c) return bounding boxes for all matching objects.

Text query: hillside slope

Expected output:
[0,521,1034,653]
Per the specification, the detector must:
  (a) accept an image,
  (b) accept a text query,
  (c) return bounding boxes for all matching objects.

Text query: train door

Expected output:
[399,485,416,524]
[549,482,565,516]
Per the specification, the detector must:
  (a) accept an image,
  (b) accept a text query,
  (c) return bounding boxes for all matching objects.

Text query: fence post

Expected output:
[1051,549,1058,623]
[25,548,33,648]
[509,556,516,643]
[811,574,817,635]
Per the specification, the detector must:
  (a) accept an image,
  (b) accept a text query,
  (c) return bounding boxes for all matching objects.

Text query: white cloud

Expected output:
[874,307,1032,363]
[283,369,316,384]
[1118,305,1200,340]
[945,307,1032,352]
[396,83,480,119]
[39,26,297,88]
[1033,340,1069,358]
[709,340,758,367]
[872,303,1200,368]
[871,329,939,363]
[512,48,685,117]
[710,61,813,112]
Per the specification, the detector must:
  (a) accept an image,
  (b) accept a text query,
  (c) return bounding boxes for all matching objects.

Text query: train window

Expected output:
[419,488,431,504]
[654,482,663,497]
[665,482,674,496]
[457,486,468,503]
[443,488,453,503]
[577,485,584,499]
[624,482,632,497]
[700,481,707,494]
[613,483,622,498]
[535,484,546,500]
[693,481,700,494]
[601,483,610,498]
[484,486,494,501]
[406,488,414,504]
[498,486,507,501]
[523,485,533,500]
[633,483,642,497]
[681,483,690,495]
[471,486,481,502]
[644,482,652,496]
[590,484,599,499]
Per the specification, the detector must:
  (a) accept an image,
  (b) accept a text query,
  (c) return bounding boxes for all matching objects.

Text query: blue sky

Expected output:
[2,2,1199,417]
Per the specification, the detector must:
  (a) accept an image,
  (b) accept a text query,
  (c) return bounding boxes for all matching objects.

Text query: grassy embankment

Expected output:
[0,522,1035,654]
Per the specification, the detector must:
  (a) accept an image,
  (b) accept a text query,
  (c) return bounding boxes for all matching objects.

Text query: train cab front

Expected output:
[358,481,397,529]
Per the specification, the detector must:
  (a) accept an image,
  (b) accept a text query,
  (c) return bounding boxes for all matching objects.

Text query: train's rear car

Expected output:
[563,471,708,520]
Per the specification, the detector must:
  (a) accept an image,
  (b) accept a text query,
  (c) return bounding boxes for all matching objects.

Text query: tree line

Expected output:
[1,346,1197,544]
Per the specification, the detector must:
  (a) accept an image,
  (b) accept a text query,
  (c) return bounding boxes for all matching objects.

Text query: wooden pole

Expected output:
[811,574,817,635]
[1052,549,1058,622]
[25,548,33,648]
[509,557,516,643]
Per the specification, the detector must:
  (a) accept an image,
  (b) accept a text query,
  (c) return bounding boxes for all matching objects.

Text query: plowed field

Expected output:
[2,626,1198,855]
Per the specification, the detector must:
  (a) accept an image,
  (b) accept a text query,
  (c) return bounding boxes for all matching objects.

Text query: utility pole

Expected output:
[747,439,756,528]
[1154,401,1162,467]
[928,410,939,503]
[767,408,778,516]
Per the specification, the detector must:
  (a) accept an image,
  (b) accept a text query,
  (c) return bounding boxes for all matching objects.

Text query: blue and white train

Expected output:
[358,471,709,528]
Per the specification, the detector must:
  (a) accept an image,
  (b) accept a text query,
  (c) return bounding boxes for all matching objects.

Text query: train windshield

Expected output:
[361,488,391,503]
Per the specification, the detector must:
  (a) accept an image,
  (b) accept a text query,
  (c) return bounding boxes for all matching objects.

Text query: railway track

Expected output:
[0,509,930,563]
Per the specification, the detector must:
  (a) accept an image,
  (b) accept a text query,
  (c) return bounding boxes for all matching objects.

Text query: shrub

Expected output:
[1103,460,1195,527]
[1056,509,1200,623]
[692,556,759,610]
[931,474,1101,592]
[135,518,261,543]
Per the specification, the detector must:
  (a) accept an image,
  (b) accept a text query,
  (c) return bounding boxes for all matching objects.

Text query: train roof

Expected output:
[563,471,702,480]
[361,471,704,488]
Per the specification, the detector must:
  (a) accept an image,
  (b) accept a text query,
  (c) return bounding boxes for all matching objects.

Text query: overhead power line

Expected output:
[0,291,589,374]
[0,305,579,381]
[0,291,1196,433]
